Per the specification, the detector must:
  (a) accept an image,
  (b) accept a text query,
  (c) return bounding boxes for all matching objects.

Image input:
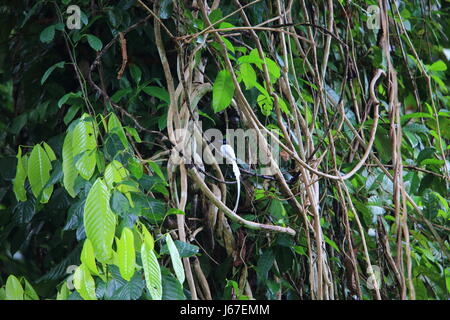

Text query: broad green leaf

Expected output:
[105,160,130,188]
[41,61,65,84]
[116,227,136,281]
[162,271,186,300]
[105,160,138,207]
[142,86,170,103]
[221,36,235,53]
[212,69,234,113]
[86,34,103,51]
[129,63,142,84]
[240,63,256,90]
[265,58,281,82]
[324,235,340,252]
[111,190,130,216]
[124,126,141,143]
[141,242,162,300]
[81,239,99,276]
[22,278,39,300]
[278,97,290,115]
[166,208,185,216]
[28,144,53,203]
[108,113,128,148]
[429,60,447,72]
[64,105,81,125]
[62,130,78,198]
[148,161,166,183]
[40,25,55,43]
[73,114,97,180]
[5,275,23,300]
[13,146,27,202]
[128,157,143,179]
[73,264,97,300]
[166,233,185,285]
[43,142,56,161]
[445,268,450,294]
[160,240,199,258]
[141,224,155,250]
[106,267,144,300]
[238,54,264,65]
[84,178,116,263]
[56,283,70,300]
[58,91,82,109]
[219,22,235,29]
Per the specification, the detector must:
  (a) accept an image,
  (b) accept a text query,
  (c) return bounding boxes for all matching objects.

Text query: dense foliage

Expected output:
[0,0,449,300]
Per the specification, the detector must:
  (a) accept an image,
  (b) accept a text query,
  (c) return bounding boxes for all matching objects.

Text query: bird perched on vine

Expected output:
[220,139,241,213]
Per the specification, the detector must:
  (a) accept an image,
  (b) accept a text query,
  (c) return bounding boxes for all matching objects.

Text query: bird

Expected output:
[220,139,241,213]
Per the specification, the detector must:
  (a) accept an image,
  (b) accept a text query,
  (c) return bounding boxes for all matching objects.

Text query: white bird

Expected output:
[220,142,240,213]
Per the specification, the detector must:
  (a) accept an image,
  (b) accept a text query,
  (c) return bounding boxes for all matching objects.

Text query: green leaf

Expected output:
[43,142,56,161]
[240,63,256,90]
[133,194,166,222]
[107,267,144,300]
[41,61,65,84]
[141,242,162,300]
[142,86,170,103]
[116,227,136,281]
[22,278,39,300]
[160,240,199,258]
[166,208,185,216]
[105,160,138,207]
[256,250,275,284]
[238,54,264,65]
[81,239,99,276]
[28,144,53,203]
[265,58,281,82]
[141,224,155,250]
[111,190,130,217]
[124,126,142,143]
[64,105,81,125]
[56,283,70,300]
[445,268,450,294]
[73,114,97,180]
[128,157,143,179]
[278,97,290,115]
[108,113,128,148]
[129,64,142,84]
[73,264,97,300]
[219,22,235,29]
[40,25,55,43]
[86,34,103,51]
[324,235,340,252]
[221,36,235,53]
[162,270,186,300]
[5,275,24,300]
[429,60,447,72]
[84,178,116,263]
[166,233,185,285]
[62,130,78,198]
[58,91,82,108]
[13,146,27,202]
[212,69,235,113]
[148,161,166,183]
